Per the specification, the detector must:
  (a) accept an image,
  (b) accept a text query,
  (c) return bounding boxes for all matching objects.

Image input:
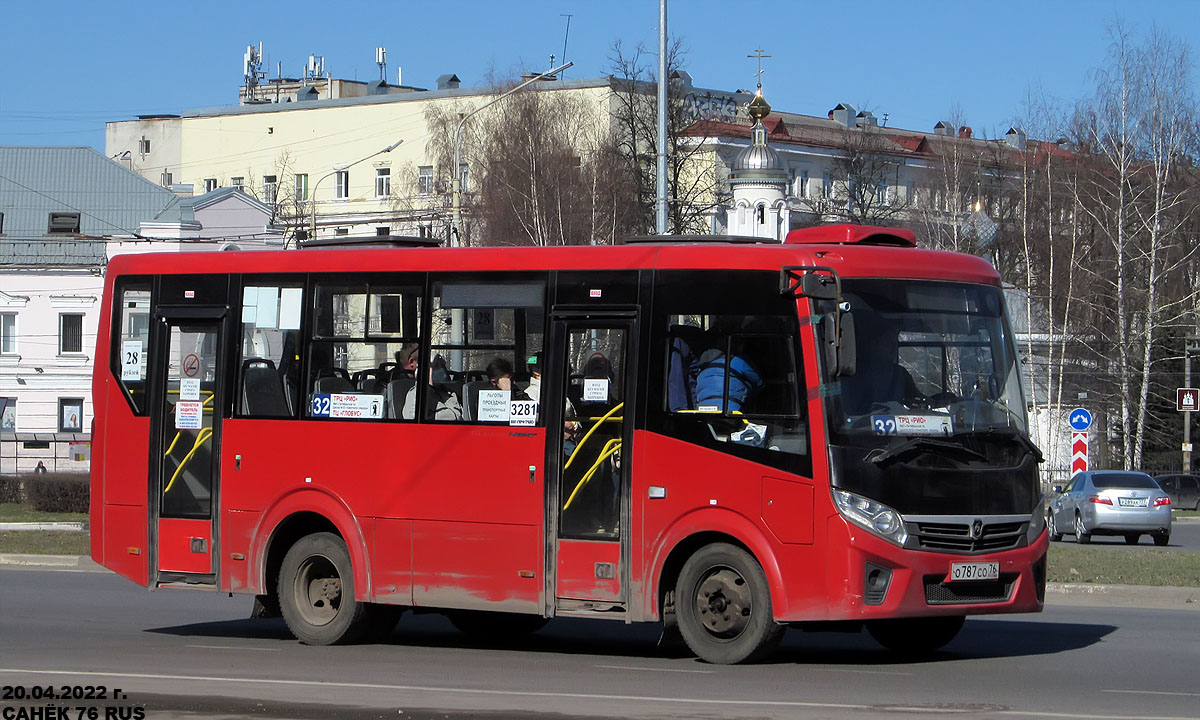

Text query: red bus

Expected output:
[89,225,1047,664]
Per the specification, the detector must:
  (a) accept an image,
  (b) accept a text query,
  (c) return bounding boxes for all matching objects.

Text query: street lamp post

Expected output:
[450,62,571,247]
[304,139,404,246]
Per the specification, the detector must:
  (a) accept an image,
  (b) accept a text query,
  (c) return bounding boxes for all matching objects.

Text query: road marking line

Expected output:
[594,664,714,674]
[185,645,280,652]
[815,667,913,676]
[1104,689,1200,698]
[1,669,1197,719]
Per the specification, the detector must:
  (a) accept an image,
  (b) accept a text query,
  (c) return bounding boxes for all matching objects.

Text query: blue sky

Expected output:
[1,0,1196,150]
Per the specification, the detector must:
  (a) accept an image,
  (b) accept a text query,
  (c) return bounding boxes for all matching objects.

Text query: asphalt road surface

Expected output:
[1,566,1198,720]
[1052,515,1200,549]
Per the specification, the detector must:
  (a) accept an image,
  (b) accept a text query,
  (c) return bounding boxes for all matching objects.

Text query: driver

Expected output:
[840,308,924,414]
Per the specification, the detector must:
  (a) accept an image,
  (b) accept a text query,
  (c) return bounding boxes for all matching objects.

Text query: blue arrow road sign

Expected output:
[1069,408,1093,431]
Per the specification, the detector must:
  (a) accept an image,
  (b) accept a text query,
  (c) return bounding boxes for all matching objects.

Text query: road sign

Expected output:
[1071,431,1089,476]
[1178,388,1199,412]
[1068,408,1092,431]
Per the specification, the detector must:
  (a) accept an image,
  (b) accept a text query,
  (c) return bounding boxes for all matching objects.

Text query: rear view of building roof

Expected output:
[0,146,177,267]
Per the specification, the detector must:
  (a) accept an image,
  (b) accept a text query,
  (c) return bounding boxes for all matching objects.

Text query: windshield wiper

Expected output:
[974,426,1045,463]
[865,437,989,468]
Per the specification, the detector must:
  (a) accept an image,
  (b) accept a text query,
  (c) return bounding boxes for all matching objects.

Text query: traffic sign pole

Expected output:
[1071,432,1088,477]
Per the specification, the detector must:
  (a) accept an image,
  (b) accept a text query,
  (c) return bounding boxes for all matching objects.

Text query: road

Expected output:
[1,567,1198,720]
[1053,514,1200,549]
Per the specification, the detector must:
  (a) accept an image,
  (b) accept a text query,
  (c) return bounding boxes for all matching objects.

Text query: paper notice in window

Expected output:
[477,389,511,422]
[175,400,203,430]
[121,340,143,381]
[583,378,609,402]
[179,377,201,401]
[279,288,303,330]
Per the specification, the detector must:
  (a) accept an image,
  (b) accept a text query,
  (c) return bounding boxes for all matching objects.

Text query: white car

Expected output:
[1048,471,1172,546]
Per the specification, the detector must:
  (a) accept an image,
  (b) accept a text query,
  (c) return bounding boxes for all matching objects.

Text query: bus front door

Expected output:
[547,318,635,614]
[149,315,225,583]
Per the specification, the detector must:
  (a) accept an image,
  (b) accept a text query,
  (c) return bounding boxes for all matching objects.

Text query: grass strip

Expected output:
[1047,543,1200,587]
[0,502,88,523]
[0,530,90,556]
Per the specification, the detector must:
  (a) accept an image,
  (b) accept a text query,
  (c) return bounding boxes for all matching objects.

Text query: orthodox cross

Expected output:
[748,47,771,88]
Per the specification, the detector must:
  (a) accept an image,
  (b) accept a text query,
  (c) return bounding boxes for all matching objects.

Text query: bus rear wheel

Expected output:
[867,615,964,655]
[675,543,784,664]
[279,532,370,645]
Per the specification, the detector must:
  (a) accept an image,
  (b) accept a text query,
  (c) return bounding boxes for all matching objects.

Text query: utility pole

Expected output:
[655,0,669,235]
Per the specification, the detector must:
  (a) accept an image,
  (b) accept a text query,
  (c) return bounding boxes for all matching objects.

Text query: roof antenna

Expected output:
[560,14,573,79]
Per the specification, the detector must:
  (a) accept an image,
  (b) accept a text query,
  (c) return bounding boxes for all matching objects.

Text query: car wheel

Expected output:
[1124,533,1140,545]
[1074,513,1091,544]
[278,532,371,645]
[676,543,785,664]
[867,615,965,655]
[1153,531,1170,547]
[1048,512,1063,542]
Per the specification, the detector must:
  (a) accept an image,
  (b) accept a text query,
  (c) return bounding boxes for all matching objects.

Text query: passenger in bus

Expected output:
[395,343,420,379]
[401,363,462,421]
[430,353,451,383]
[486,357,530,400]
[693,346,763,414]
[841,309,923,414]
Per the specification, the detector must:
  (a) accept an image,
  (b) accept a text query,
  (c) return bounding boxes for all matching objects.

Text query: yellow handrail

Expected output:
[564,402,624,470]
[563,438,621,511]
[163,427,212,494]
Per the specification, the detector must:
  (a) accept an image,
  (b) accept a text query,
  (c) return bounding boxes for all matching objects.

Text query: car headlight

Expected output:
[833,489,908,547]
[1027,495,1046,544]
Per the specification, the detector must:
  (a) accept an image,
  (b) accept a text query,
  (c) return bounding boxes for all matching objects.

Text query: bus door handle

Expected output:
[529,465,536,483]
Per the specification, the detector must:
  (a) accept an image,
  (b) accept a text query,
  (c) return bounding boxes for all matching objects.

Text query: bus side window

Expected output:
[307,281,422,422]
[236,283,304,418]
[111,279,152,415]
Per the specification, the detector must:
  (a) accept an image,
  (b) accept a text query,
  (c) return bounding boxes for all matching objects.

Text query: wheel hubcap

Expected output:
[694,567,753,639]
[294,555,341,627]
[1075,516,1085,536]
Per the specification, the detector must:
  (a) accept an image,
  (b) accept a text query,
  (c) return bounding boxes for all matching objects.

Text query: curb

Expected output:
[0,522,87,531]
[0,554,103,571]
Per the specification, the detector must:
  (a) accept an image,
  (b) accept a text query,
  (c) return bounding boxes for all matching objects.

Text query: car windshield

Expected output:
[825,279,1027,441]
[1093,474,1160,489]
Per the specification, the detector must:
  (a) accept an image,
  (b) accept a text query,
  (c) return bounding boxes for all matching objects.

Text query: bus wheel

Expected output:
[278,532,370,645]
[447,610,549,640]
[867,615,964,655]
[675,543,785,664]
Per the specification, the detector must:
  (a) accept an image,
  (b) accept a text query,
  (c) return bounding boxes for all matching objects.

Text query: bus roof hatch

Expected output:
[784,224,916,247]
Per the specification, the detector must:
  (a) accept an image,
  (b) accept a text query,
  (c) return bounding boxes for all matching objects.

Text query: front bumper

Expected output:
[813,516,1048,622]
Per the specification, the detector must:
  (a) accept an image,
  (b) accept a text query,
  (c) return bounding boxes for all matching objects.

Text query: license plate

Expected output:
[948,561,999,582]
[1118,497,1148,507]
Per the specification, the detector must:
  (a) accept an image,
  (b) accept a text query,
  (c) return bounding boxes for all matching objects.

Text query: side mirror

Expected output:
[800,273,838,300]
[1052,485,1063,494]
[820,312,856,377]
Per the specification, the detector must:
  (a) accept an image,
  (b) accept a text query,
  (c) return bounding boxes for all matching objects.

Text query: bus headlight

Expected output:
[833,489,908,547]
[1027,496,1046,544]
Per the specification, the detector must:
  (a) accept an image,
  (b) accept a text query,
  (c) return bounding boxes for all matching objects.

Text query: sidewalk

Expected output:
[2,553,1197,610]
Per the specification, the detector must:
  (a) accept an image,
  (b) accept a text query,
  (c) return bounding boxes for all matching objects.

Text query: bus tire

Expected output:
[867,615,964,655]
[278,532,370,645]
[675,543,785,664]
[447,610,549,640]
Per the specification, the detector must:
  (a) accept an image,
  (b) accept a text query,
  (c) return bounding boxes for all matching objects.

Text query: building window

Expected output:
[232,177,245,192]
[756,205,766,225]
[417,166,434,196]
[48,212,81,234]
[203,178,218,193]
[263,175,278,204]
[161,171,173,187]
[0,211,5,233]
[375,167,391,198]
[139,137,151,154]
[59,313,83,354]
[1,313,15,354]
[376,226,390,236]
[1,398,15,433]
[335,170,349,199]
[799,170,809,199]
[59,398,83,433]
[876,181,888,205]
[822,174,832,199]
[295,173,309,201]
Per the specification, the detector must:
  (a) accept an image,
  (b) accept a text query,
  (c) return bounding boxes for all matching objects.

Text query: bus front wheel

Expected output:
[278,532,370,645]
[866,615,965,655]
[675,543,785,664]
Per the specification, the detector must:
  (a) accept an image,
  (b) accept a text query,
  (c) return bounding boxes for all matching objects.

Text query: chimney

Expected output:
[934,121,955,136]
[830,103,857,128]
[437,73,461,90]
[856,110,878,127]
[1006,127,1028,150]
[959,126,973,139]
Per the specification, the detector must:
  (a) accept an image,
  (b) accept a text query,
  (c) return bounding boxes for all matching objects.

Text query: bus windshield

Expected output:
[829,279,1026,441]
